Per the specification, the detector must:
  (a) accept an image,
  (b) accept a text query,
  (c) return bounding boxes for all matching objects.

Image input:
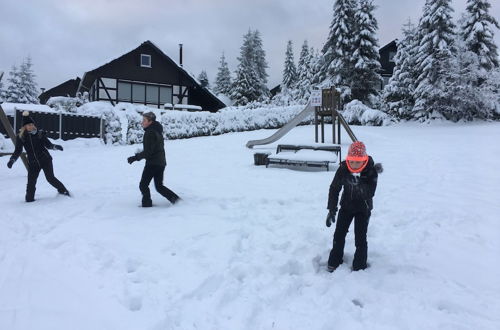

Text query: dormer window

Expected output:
[140,54,151,68]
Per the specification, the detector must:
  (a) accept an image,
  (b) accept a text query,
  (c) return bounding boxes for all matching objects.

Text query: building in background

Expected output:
[39,41,226,112]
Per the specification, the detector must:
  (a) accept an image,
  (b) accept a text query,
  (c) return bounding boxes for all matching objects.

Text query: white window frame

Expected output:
[140,54,152,68]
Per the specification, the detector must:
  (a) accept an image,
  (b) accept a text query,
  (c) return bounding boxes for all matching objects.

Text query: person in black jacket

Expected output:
[325,141,382,272]
[127,112,180,207]
[7,111,70,202]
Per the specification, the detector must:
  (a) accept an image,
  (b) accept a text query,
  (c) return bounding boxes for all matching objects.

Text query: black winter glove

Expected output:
[127,155,137,164]
[326,210,336,227]
[54,145,63,151]
[7,158,15,169]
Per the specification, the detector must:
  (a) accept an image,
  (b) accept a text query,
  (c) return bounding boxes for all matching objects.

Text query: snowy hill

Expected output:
[0,123,499,330]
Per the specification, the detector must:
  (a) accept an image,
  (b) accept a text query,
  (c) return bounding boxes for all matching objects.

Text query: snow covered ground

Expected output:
[0,122,499,330]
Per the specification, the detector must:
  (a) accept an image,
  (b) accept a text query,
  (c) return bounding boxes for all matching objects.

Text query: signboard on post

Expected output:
[310,90,322,106]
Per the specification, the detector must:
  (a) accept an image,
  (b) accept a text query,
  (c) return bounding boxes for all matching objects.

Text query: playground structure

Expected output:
[248,87,358,171]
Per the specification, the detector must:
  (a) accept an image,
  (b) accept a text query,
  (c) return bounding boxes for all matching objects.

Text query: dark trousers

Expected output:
[26,159,67,201]
[139,165,179,205]
[328,207,370,271]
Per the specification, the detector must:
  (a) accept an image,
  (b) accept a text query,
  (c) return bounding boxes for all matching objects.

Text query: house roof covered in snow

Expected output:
[39,77,81,104]
[76,41,226,112]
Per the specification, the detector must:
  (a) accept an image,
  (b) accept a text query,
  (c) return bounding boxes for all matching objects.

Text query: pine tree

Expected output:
[413,0,457,121]
[5,65,21,103]
[0,78,4,103]
[282,40,298,89]
[449,43,491,120]
[252,30,270,100]
[351,0,382,105]
[18,57,40,104]
[214,53,232,95]
[231,29,269,105]
[231,30,262,105]
[319,0,358,100]
[461,0,499,72]
[382,20,418,120]
[198,70,210,89]
[296,40,315,102]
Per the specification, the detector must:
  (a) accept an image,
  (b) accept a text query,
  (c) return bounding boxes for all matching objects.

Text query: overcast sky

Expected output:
[1,0,499,91]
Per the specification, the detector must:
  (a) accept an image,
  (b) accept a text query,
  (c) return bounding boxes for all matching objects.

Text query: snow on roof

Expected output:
[77,40,226,108]
[0,102,55,116]
[147,40,225,106]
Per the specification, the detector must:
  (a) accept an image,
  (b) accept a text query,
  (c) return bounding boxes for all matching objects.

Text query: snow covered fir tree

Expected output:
[461,0,499,72]
[272,40,299,105]
[282,40,298,90]
[213,53,232,96]
[0,77,4,103]
[2,57,40,104]
[382,20,418,120]
[197,70,210,89]
[296,41,315,103]
[231,29,269,106]
[350,0,382,106]
[317,0,358,100]
[381,0,500,122]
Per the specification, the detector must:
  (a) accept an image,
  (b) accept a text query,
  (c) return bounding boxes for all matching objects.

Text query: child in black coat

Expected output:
[326,141,382,272]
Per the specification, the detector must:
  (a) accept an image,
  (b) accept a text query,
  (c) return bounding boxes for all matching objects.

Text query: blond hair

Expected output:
[18,126,26,138]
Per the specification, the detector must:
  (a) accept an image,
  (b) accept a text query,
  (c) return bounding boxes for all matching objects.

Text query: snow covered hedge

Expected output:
[77,102,308,144]
[341,100,393,126]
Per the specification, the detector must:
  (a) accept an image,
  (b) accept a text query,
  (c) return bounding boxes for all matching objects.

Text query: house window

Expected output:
[118,82,132,101]
[140,54,151,68]
[160,86,173,105]
[146,85,159,104]
[389,51,396,63]
[132,84,145,102]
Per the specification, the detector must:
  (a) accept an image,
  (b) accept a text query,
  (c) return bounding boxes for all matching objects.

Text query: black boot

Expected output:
[142,198,153,207]
[59,190,71,197]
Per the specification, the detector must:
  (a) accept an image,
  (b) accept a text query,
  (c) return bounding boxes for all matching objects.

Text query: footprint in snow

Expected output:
[128,296,143,311]
[351,299,364,308]
[126,258,141,274]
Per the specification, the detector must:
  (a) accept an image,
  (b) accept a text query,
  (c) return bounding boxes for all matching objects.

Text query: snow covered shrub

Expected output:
[159,104,308,140]
[342,100,392,126]
[78,102,123,145]
[125,109,144,144]
[47,97,79,113]
[47,93,89,113]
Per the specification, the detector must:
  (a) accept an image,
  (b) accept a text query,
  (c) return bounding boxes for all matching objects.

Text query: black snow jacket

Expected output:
[11,130,55,167]
[327,156,381,213]
[135,121,166,167]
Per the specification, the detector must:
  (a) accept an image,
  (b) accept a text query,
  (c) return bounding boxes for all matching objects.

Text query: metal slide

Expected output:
[246,101,315,148]
[336,110,358,142]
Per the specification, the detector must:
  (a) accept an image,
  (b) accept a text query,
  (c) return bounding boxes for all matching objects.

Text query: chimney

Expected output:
[40,88,46,93]
[179,43,183,67]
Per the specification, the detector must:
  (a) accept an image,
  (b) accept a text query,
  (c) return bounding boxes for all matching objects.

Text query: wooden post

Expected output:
[331,88,336,144]
[0,106,29,170]
[314,107,319,143]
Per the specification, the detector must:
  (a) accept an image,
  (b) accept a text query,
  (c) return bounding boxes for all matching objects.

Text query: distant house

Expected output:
[39,77,81,104]
[39,41,226,112]
[378,40,397,89]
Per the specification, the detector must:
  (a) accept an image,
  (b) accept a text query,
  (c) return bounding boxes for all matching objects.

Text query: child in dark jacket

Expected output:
[326,141,382,272]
